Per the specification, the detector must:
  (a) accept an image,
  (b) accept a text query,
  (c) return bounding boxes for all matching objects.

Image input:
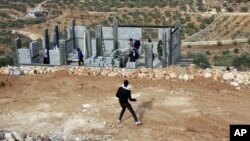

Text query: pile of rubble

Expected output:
[0,130,62,141]
[0,66,249,88]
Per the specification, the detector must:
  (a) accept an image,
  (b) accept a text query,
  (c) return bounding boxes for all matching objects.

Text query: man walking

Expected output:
[116,80,142,125]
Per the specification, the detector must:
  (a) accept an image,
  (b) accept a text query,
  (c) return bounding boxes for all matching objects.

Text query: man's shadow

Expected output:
[136,98,154,120]
[123,98,154,121]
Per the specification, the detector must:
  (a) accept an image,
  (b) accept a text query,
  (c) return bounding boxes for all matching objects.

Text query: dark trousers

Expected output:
[44,57,48,64]
[78,58,83,66]
[119,102,138,122]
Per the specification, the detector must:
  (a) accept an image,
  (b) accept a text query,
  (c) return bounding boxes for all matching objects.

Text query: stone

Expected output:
[11,69,25,76]
[183,74,189,81]
[204,73,212,78]
[178,74,183,80]
[236,87,241,91]
[1,68,10,75]
[4,132,14,141]
[230,82,239,87]
[82,104,92,108]
[188,74,194,80]
[12,132,23,141]
[169,73,177,79]
[223,73,235,81]
[235,74,245,84]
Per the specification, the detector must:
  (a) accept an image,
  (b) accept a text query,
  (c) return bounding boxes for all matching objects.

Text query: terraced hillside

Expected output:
[185,13,250,42]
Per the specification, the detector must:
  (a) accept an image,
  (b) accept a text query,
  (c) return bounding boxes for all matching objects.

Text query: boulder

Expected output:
[1,68,10,75]
[188,74,195,80]
[235,74,245,84]
[12,132,23,141]
[4,132,14,141]
[223,73,235,81]
[183,74,189,81]
[169,73,177,79]
[204,73,212,78]
[230,82,239,87]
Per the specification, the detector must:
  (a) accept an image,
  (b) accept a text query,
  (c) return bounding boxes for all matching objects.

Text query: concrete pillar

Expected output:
[162,32,167,68]
[113,18,118,50]
[14,38,21,66]
[59,39,67,65]
[83,32,88,59]
[145,43,153,68]
[43,28,50,63]
[86,30,92,58]
[95,25,103,57]
[43,28,50,49]
[167,28,172,66]
[54,25,60,48]
[71,19,76,49]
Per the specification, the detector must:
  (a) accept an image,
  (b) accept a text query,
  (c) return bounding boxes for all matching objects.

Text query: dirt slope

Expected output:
[0,71,250,140]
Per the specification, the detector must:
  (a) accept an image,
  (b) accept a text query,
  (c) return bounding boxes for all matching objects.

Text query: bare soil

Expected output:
[0,71,249,140]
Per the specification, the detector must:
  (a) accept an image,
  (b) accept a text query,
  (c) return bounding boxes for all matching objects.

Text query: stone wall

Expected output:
[0,66,249,89]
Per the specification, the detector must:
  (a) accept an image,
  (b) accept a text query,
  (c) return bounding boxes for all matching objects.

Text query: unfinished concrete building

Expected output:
[15,19,181,69]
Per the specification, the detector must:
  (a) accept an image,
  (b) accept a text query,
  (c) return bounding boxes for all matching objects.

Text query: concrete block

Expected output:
[105,57,112,64]
[18,49,31,64]
[114,60,120,68]
[49,50,61,65]
[126,62,136,69]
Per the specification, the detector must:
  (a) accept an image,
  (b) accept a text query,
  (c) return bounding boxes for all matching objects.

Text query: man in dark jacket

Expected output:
[116,80,142,125]
[77,48,84,66]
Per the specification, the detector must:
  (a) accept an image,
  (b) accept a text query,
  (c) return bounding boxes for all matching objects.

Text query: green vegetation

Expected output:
[233,48,240,54]
[240,6,248,12]
[188,52,210,69]
[222,49,230,55]
[217,41,222,46]
[0,18,46,28]
[0,30,32,67]
[214,55,234,66]
[232,53,250,71]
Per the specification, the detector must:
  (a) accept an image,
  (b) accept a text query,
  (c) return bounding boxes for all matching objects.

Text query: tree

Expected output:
[240,6,248,12]
[217,40,222,46]
[226,6,234,12]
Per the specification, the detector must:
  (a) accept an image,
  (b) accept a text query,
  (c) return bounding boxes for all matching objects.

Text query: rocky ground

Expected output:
[0,66,250,141]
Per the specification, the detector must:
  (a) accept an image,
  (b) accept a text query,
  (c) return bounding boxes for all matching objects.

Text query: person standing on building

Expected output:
[43,48,48,64]
[116,80,142,125]
[148,38,155,61]
[77,48,84,66]
[129,38,134,48]
[157,40,163,60]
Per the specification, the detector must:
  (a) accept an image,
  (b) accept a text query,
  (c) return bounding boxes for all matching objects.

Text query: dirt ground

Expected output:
[0,70,250,141]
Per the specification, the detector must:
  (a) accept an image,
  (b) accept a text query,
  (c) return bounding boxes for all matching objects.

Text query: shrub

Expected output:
[206,51,210,55]
[240,6,248,12]
[233,48,239,54]
[226,7,234,12]
[248,38,250,45]
[232,53,250,71]
[188,52,210,69]
[214,55,234,66]
[217,40,222,46]
[0,56,14,67]
[233,40,237,45]
[222,49,230,55]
